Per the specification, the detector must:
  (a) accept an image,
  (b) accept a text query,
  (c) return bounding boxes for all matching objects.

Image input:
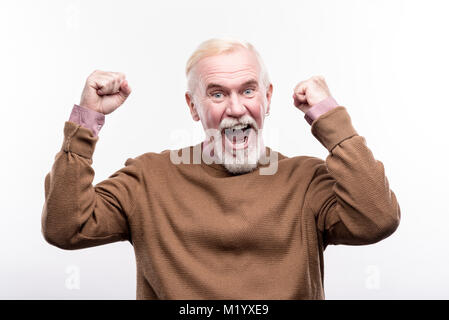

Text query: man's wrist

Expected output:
[304,96,338,125]
[68,104,105,137]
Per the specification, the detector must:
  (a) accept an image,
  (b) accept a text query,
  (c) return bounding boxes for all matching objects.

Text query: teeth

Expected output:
[226,124,250,131]
[224,125,250,145]
[232,124,246,130]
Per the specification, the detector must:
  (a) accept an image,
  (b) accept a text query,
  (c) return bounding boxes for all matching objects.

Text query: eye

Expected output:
[211,92,224,99]
[244,88,255,95]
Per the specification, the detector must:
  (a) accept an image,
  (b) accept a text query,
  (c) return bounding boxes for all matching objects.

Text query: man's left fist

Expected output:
[293,76,331,113]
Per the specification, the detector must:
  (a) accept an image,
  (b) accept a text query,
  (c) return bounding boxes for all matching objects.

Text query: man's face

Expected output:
[186,48,273,173]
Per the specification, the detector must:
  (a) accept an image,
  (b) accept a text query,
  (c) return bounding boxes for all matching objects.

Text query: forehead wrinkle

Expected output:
[201,69,260,90]
[202,63,260,76]
[203,62,258,72]
[193,49,263,93]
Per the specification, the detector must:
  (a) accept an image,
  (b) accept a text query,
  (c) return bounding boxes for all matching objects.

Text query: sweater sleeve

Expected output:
[41,121,142,250]
[304,106,401,247]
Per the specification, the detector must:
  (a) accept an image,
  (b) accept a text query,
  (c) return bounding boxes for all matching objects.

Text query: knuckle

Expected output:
[91,69,102,77]
[111,72,122,81]
[88,70,103,81]
[106,76,115,85]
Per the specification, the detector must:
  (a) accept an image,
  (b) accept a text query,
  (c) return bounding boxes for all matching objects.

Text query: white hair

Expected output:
[185,38,271,94]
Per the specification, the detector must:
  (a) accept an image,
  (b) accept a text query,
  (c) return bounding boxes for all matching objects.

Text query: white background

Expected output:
[1,0,448,299]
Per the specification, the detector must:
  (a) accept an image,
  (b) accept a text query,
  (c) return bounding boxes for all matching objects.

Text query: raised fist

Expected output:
[293,76,331,114]
[79,70,131,115]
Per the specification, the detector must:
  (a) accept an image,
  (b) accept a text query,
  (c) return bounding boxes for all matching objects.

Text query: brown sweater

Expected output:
[41,106,400,299]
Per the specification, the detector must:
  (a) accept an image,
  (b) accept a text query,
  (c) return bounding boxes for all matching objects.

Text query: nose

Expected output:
[225,92,247,118]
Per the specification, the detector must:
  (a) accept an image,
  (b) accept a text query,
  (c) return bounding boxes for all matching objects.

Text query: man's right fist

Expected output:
[79,70,132,115]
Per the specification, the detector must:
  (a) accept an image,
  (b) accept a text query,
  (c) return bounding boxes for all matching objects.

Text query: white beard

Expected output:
[199,104,268,175]
[222,149,259,174]
[213,128,265,175]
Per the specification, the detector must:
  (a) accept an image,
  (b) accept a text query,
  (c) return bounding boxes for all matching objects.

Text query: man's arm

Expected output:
[305,106,400,247]
[41,70,137,250]
[293,76,400,247]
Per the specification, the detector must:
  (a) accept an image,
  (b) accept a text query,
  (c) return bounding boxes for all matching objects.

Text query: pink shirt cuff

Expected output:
[68,104,105,137]
[304,96,338,125]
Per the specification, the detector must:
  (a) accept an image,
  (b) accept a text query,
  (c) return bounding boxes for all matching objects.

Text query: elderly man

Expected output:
[42,38,400,299]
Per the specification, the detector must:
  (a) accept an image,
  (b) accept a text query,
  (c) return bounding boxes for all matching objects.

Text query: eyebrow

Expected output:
[206,79,259,91]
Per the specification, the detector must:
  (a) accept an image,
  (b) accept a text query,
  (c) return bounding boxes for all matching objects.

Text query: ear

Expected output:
[265,83,273,115]
[185,91,200,121]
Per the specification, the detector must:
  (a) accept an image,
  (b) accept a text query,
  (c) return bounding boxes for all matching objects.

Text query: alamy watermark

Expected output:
[169,127,280,175]
[65,265,80,290]
[365,265,381,290]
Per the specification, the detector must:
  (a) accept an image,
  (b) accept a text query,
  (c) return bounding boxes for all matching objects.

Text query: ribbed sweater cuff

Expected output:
[310,106,358,152]
[61,121,98,159]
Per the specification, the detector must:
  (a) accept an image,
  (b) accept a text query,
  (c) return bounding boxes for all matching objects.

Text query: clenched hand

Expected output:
[80,70,132,115]
[293,76,331,114]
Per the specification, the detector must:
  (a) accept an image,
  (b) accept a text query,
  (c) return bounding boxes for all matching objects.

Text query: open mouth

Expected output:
[222,124,253,148]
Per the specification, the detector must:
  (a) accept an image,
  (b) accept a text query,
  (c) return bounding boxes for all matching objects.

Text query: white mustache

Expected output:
[219,114,259,131]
